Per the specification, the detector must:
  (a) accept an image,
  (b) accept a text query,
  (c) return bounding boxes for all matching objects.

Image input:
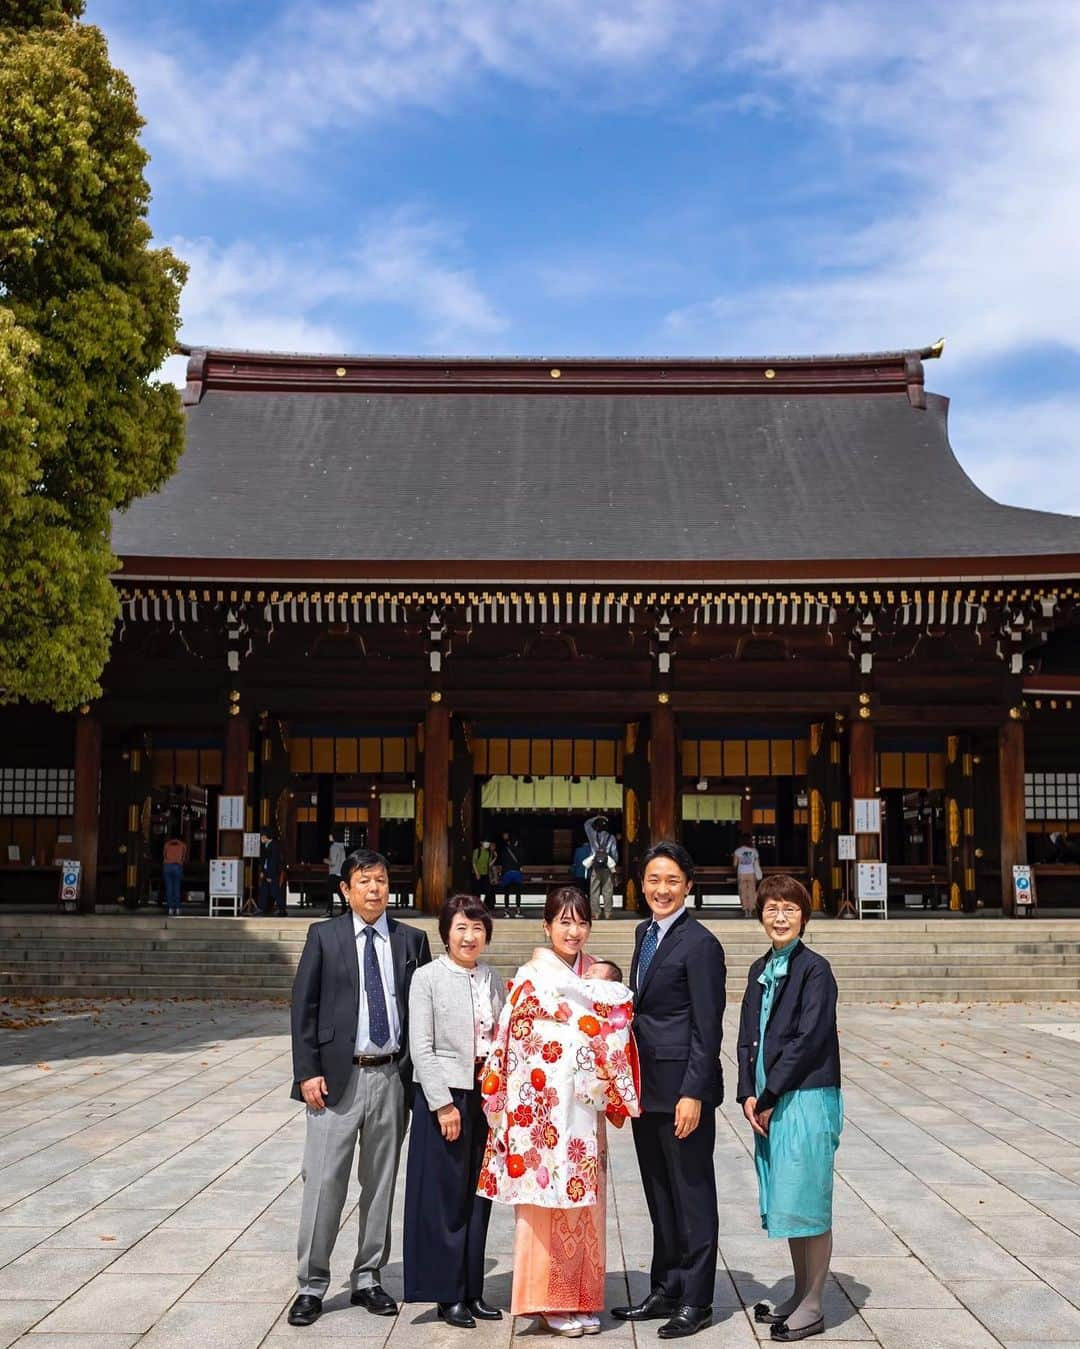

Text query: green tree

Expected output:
[0,0,186,708]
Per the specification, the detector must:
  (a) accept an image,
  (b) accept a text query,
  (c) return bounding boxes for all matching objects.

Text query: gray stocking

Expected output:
[783,1229,832,1332]
[772,1237,807,1319]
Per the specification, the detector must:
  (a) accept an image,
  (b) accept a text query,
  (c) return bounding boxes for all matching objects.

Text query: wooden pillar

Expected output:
[945,733,977,912]
[221,713,250,858]
[420,702,450,914]
[850,718,877,861]
[806,719,842,913]
[367,792,380,853]
[74,712,102,914]
[740,791,754,835]
[120,731,152,910]
[650,703,678,843]
[257,716,291,838]
[998,716,1026,915]
[621,720,649,912]
[449,716,476,893]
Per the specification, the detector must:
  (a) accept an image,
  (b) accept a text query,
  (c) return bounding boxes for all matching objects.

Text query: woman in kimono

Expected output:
[478,887,640,1337]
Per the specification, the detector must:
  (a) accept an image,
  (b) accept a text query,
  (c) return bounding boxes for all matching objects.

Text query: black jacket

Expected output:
[736,941,841,1112]
[629,910,726,1112]
[290,911,432,1106]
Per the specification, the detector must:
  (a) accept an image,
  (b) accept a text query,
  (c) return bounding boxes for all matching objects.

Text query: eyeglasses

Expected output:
[761,903,803,920]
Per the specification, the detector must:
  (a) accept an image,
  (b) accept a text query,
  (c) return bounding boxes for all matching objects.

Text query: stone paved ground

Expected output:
[3,996,1080,1349]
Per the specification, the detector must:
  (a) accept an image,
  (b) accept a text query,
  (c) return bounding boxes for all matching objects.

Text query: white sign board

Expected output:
[854,798,882,834]
[217,795,245,831]
[209,857,242,897]
[242,832,262,859]
[1013,864,1035,907]
[57,859,81,903]
[837,834,856,861]
[856,862,888,899]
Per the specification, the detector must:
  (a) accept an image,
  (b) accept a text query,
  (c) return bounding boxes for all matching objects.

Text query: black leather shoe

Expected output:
[467,1297,503,1320]
[771,1317,824,1341]
[754,1301,783,1324]
[657,1305,713,1339]
[438,1301,476,1328]
[611,1290,679,1321]
[351,1284,398,1316]
[287,1295,323,1326]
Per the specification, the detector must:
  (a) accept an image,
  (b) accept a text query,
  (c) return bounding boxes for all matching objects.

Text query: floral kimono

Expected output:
[478,949,640,1316]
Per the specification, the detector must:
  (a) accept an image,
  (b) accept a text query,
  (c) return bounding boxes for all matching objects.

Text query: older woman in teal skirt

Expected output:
[737,875,842,1343]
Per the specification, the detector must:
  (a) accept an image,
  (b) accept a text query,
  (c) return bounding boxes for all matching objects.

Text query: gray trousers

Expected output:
[589,865,614,917]
[296,1062,406,1298]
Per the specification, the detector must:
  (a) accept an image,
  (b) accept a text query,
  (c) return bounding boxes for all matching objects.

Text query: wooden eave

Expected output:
[179,343,942,408]
[114,553,1080,587]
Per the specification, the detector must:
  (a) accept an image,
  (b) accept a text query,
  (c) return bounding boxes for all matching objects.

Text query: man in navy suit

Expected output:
[612,841,725,1339]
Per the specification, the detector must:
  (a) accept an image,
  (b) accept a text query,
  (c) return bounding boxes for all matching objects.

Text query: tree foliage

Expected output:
[0,0,186,708]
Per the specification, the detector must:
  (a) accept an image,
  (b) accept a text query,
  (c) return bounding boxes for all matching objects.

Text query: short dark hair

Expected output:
[543,885,592,926]
[438,893,493,945]
[590,957,623,982]
[341,848,390,886]
[755,873,813,933]
[641,840,695,883]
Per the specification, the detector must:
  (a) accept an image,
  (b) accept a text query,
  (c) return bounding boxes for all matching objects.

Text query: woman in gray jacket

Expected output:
[403,893,506,1328]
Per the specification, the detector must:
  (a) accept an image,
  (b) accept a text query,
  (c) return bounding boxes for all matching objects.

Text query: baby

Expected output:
[587,958,623,982]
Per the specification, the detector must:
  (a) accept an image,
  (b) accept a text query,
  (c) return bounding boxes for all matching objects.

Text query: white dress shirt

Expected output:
[353,911,401,1055]
[650,905,686,947]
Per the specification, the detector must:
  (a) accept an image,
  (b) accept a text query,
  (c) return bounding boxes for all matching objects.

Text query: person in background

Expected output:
[738,874,842,1344]
[733,834,763,918]
[498,831,525,918]
[258,829,286,917]
[584,814,618,921]
[571,836,591,885]
[162,834,187,917]
[472,840,496,911]
[403,894,506,1326]
[325,833,347,915]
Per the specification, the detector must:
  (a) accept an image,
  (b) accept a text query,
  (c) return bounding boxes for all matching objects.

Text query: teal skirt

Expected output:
[754,1087,843,1238]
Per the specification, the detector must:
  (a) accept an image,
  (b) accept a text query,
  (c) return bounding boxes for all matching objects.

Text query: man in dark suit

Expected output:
[287,848,431,1328]
[612,841,725,1339]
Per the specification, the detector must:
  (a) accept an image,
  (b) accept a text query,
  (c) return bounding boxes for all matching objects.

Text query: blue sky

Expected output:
[93,0,1080,513]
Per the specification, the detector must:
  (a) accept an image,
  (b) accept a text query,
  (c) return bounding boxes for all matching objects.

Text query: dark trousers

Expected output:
[328,876,342,914]
[631,1107,718,1308]
[402,1085,492,1305]
[258,877,285,915]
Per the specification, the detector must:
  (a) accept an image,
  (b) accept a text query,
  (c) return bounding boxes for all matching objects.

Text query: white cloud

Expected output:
[949,394,1080,515]
[107,0,729,180]
[665,2,1080,371]
[164,209,505,382]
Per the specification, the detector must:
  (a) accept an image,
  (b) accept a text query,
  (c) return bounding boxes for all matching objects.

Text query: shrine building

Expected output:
[4,343,1080,915]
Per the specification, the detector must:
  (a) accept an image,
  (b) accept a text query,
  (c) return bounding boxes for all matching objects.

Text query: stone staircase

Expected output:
[1,912,1079,1003]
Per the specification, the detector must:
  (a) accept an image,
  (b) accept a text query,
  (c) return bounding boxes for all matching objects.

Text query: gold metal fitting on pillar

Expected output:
[1008,705,1023,720]
[430,690,442,703]
[657,692,670,704]
[858,706,871,719]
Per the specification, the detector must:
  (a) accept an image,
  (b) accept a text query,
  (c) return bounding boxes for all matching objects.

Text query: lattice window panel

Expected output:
[0,768,75,816]
[1025,771,1080,821]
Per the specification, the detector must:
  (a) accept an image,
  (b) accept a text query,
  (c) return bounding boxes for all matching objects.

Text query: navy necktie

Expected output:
[637,921,660,982]
[363,926,391,1048]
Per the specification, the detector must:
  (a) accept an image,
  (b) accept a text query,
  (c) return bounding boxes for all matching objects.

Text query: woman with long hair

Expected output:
[478,887,640,1337]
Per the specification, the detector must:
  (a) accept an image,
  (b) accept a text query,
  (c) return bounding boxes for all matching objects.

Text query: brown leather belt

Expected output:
[354,1053,395,1067]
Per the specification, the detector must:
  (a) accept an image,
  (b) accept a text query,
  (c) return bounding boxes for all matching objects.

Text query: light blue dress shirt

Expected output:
[352,911,401,1055]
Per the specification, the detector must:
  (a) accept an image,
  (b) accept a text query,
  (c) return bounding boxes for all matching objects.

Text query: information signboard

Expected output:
[1012,865,1035,908]
[58,859,81,910]
[242,832,262,859]
[209,858,241,897]
[837,834,856,860]
[856,862,888,899]
[217,795,245,831]
[853,798,882,834]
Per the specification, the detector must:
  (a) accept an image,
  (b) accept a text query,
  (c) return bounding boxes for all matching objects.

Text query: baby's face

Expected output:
[591,964,619,982]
